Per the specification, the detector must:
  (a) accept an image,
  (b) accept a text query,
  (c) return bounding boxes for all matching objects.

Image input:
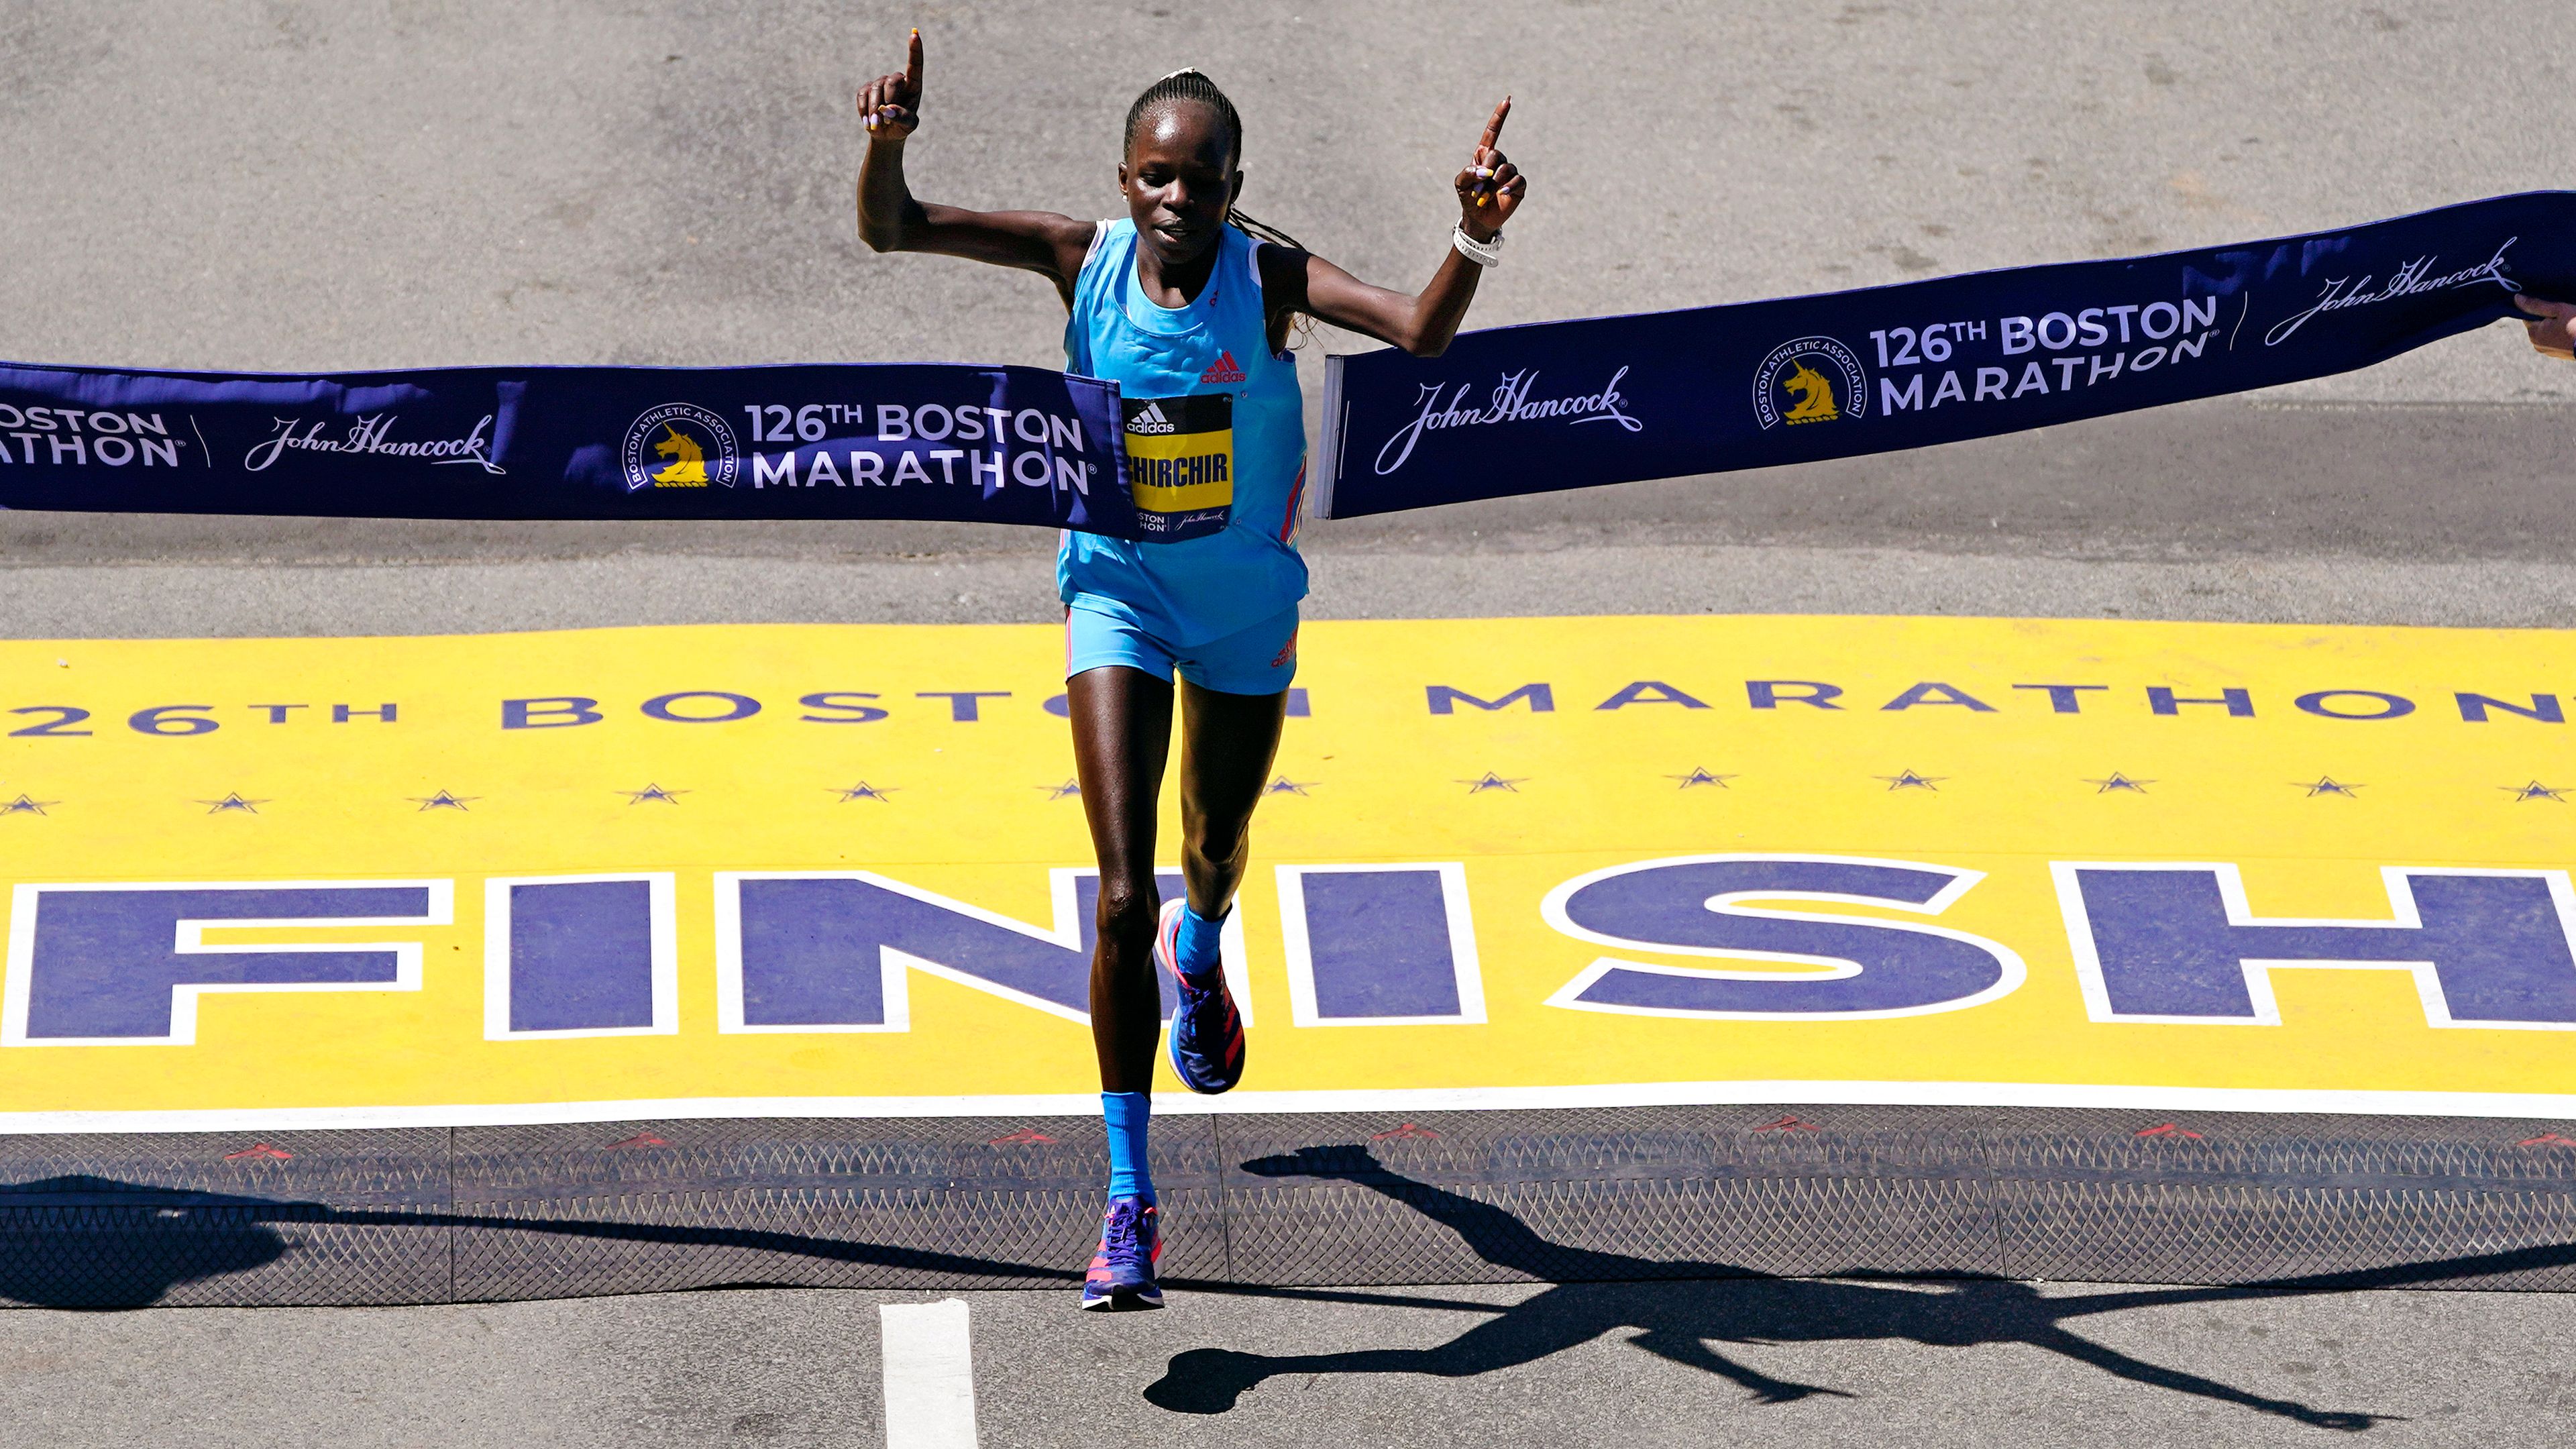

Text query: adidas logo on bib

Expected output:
[1119,392,1234,543]
[1199,350,1248,384]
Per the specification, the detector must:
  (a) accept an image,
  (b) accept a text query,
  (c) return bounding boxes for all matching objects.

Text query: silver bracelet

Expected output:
[1451,225,1504,267]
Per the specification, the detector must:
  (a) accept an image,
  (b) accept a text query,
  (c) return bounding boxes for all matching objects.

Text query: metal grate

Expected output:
[4,1105,2575,1307]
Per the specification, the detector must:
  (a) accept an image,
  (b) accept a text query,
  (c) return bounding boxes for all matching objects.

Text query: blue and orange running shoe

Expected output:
[1157,900,1245,1094]
[1079,1195,1163,1310]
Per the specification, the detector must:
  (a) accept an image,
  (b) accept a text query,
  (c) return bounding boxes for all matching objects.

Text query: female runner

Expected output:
[857,30,1526,1309]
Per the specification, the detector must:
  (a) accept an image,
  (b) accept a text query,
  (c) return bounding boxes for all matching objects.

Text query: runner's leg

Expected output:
[1069,663,1177,1307]
[1176,679,1287,921]
[1069,664,1174,1091]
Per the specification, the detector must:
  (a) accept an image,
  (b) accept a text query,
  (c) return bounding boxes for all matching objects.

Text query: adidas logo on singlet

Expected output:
[1127,401,1177,435]
[1199,350,1248,384]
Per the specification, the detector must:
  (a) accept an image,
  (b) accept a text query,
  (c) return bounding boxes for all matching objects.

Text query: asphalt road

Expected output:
[5,0,2572,400]
[10,1,2576,1445]
[5,1279,2573,1448]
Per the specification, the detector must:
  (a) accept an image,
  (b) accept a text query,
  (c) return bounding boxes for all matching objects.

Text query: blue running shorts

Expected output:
[1065,598,1299,696]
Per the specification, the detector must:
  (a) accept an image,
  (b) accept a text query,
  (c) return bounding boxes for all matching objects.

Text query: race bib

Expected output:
[1122,393,1232,541]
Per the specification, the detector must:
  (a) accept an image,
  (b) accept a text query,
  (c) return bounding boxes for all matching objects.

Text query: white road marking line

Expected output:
[881,1298,981,1449]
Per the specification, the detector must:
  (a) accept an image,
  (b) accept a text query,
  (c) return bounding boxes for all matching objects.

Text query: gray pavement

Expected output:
[2,0,2570,403]
[11,0,2576,1444]
[4,1279,2573,1447]
[21,542,2576,638]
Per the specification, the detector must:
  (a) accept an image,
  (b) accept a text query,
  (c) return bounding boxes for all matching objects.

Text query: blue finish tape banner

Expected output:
[1313,192,2576,518]
[0,362,1142,537]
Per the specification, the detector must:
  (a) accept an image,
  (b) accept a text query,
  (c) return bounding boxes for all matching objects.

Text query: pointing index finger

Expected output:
[905,27,923,95]
[1479,95,1511,152]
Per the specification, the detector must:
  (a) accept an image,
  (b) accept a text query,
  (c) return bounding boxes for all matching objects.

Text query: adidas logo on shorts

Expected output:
[1127,401,1177,435]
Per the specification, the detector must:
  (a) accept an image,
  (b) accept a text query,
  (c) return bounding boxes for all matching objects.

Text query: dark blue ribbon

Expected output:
[0,361,1140,537]
[1314,192,2576,518]
[9,194,2567,539]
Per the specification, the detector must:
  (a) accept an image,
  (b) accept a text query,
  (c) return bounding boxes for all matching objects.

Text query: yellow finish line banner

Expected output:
[4,614,2576,1129]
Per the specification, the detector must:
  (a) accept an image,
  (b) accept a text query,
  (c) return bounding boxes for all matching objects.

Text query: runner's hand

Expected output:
[2516,294,2575,360]
[861,28,924,141]
[1453,97,1526,242]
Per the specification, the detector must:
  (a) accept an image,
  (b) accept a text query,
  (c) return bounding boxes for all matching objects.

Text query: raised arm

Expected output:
[856,30,1095,305]
[1260,97,1527,358]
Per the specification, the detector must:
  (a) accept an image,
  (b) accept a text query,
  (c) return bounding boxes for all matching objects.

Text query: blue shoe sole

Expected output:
[1158,900,1243,1095]
[1166,1018,1240,1095]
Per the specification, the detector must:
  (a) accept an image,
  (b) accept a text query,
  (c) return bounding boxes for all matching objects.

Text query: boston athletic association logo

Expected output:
[1752,336,1868,429]
[620,402,740,491]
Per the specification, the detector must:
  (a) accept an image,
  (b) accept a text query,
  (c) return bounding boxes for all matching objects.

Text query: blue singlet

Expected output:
[1059,219,1308,648]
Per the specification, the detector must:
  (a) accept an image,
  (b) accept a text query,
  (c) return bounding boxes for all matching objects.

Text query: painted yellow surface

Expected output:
[1,614,2573,1120]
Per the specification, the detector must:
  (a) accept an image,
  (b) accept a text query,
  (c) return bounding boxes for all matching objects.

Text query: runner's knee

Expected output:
[1183,817,1252,884]
[1093,878,1162,942]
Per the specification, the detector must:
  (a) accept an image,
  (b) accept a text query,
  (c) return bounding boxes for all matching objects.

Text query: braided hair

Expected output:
[1124,68,1307,254]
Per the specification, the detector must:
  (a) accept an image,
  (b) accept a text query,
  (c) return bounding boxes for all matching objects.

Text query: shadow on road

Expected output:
[1134,1144,2551,1430]
[7,1156,2560,1434]
[0,1177,296,1310]
[0,1173,1077,1310]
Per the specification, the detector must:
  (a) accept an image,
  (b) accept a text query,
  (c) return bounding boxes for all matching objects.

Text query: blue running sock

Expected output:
[1102,1091,1155,1202]
[1175,904,1228,984]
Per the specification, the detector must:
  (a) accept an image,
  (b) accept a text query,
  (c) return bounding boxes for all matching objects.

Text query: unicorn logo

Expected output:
[619,402,739,491]
[651,424,708,486]
[1780,362,1839,424]
[1752,337,1868,431]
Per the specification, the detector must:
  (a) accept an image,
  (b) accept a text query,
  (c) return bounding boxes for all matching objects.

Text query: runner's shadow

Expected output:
[0,1173,1079,1309]
[1142,1145,2440,1430]
[0,1177,293,1309]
